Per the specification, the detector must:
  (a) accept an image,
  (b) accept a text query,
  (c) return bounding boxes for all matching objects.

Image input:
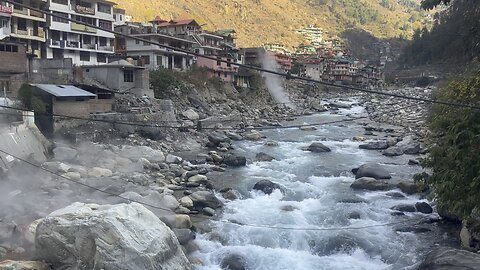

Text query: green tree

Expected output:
[17,84,46,113]
[421,0,452,10]
[421,70,480,217]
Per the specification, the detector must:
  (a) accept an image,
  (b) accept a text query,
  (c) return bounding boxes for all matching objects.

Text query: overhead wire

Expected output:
[4,0,480,111]
[0,148,434,231]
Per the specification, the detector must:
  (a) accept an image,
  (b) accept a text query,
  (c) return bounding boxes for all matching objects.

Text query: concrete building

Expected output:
[0,3,12,40]
[0,40,27,97]
[112,7,124,26]
[304,59,324,81]
[45,0,116,65]
[5,0,47,58]
[78,59,153,97]
[117,21,196,71]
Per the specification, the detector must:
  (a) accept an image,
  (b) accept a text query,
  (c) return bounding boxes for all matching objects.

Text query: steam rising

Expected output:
[261,53,295,108]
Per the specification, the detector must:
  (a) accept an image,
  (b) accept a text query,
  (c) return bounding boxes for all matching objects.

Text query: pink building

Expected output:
[196,55,238,82]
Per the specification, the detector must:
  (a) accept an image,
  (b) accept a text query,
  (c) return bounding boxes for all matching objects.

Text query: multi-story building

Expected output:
[0,3,12,40]
[5,0,46,58]
[112,7,124,26]
[45,0,116,65]
[117,21,196,71]
[0,40,27,97]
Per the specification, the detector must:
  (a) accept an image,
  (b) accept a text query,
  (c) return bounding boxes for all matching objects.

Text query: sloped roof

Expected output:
[31,84,96,98]
[156,19,199,28]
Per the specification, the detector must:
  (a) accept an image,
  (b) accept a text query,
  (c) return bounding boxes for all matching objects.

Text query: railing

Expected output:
[12,7,27,15]
[82,43,96,49]
[71,22,97,34]
[29,9,45,18]
[37,28,45,38]
[98,46,113,52]
[51,39,61,46]
[13,29,28,35]
[0,5,12,16]
[66,41,79,48]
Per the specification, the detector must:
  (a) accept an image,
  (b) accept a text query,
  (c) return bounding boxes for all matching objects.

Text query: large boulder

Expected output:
[354,164,391,180]
[383,147,405,157]
[208,131,230,146]
[182,109,199,121]
[307,142,331,153]
[255,152,275,162]
[53,146,78,162]
[415,202,433,214]
[391,204,417,213]
[417,247,480,270]
[35,202,190,270]
[359,141,389,150]
[329,102,351,109]
[189,191,222,209]
[0,261,51,270]
[383,136,421,157]
[397,182,419,195]
[243,130,263,141]
[253,180,281,195]
[220,253,248,270]
[224,155,247,167]
[350,177,392,191]
[461,207,480,251]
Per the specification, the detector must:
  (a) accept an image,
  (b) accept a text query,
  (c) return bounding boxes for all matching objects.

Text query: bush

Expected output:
[150,68,181,98]
[17,84,46,113]
[421,70,480,217]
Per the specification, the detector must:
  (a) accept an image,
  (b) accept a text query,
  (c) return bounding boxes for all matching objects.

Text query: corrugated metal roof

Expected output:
[31,84,96,98]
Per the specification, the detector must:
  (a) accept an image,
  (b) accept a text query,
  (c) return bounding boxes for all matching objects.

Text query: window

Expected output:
[80,51,90,61]
[217,57,221,66]
[17,18,27,31]
[135,39,140,44]
[157,55,162,65]
[99,37,107,46]
[52,12,69,23]
[141,55,150,65]
[0,44,18,52]
[99,20,112,31]
[52,0,68,4]
[97,53,106,63]
[224,72,227,78]
[97,3,111,13]
[124,70,134,82]
[227,59,231,67]
[13,0,23,10]
[120,15,123,21]
[75,15,95,26]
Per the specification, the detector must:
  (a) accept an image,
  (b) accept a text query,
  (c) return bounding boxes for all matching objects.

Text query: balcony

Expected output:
[50,39,61,46]
[0,5,12,17]
[98,46,113,52]
[75,5,95,15]
[82,43,96,50]
[71,22,97,34]
[66,41,79,48]
[29,9,44,19]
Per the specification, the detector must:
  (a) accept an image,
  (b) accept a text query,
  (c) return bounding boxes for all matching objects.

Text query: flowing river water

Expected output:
[192,99,458,270]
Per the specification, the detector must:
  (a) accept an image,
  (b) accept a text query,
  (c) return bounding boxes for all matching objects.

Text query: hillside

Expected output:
[115,0,429,48]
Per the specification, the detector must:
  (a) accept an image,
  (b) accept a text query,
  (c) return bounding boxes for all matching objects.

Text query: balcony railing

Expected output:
[0,5,12,16]
[71,22,97,34]
[12,7,28,15]
[82,43,96,49]
[75,5,95,15]
[66,41,79,48]
[29,9,44,18]
[51,39,61,46]
[98,46,113,52]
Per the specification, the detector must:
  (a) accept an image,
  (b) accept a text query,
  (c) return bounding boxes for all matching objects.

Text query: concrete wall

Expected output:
[31,58,73,84]
[0,120,49,172]
[0,42,27,74]
[52,99,91,118]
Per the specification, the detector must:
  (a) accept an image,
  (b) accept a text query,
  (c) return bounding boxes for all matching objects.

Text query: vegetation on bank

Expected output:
[18,84,46,113]
[418,70,480,217]
[401,0,480,66]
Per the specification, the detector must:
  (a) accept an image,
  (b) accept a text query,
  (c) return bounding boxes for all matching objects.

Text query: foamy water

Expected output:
[193,100,440,270]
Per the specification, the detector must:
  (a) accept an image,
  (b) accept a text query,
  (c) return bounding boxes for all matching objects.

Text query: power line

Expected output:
[4,0,480,111]
[0,148,433,231]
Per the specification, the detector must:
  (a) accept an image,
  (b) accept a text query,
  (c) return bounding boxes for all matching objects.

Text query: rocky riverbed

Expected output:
[2,82,479,269]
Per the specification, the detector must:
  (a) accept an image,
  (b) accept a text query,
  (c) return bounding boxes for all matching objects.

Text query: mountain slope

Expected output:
[115,0,428,48]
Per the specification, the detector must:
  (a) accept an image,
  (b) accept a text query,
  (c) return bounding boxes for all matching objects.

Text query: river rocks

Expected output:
[53,146,78,162]
[396,226,431,233]
[0,260,51,270]
[359,141,389,150]
[224,155,247,167]
[329,101,351,109]
[203,207,216,216]
[221,189,239,201]
[264,141,279,147]
[354,164,391,180]
[391,204,417,213]
[307,142,331,153]
[208,131,230,146]
[461,207,480,251]
[35,202,190,270]
[189,191,222,209]
[220,254,248,270]
[188,175,209,186]
[415,202,433,214]
[255,152,275,162]
[299,126,317,131]
[348,212,361,219]
[243,130,263,141]
[383,136,421,157]
[280,205,299,212]
[173,229,196,245]
[182,109,199,120]
[397,182,419,195]
[385,192,406,198]
[118,146,165,163]
[383,147,405,157]
[417,247,480,270]
[310,100,328,112]
[350,177,392,191]
[253,180,281,195]
[179,196,194,208]
[87,167,113,177]
[226,132,243,141]
[166,154,183,164]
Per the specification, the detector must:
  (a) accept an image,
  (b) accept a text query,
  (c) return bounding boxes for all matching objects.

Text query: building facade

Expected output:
[45,0,116,65]
[0,3,12,40]
[0,40,27,97]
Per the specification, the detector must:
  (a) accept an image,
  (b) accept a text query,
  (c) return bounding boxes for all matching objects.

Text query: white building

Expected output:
[0,3,12,40]
[304,59,325,81]
[112,7,124,26]
[4,0,46,58]
[45,0,116,65]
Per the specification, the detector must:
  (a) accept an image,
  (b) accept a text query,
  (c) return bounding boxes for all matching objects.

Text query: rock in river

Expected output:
[208,131,230,146]
[224,155,247,167]
[359,141,389,150]
[253,180,281,195]
[255,152,275,162]
[35,202,190,270]
[417,247,480,270]
[354,163,391,180]
[350,177,392,191]
[189,191,223,209]
[415,202,433,214]
[307,142,331,153]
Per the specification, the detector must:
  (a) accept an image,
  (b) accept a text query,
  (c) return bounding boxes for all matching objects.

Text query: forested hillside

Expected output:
[115,0,430,47]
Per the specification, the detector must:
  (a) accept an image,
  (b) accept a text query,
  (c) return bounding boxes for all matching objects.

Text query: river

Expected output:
[192,99,458,270]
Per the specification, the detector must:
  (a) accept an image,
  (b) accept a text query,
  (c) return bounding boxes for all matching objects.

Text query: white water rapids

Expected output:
[193,100,452,270]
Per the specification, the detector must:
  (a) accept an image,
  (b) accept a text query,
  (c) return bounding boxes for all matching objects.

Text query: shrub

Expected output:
[421,70,480,217]
[17,84,46,113]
